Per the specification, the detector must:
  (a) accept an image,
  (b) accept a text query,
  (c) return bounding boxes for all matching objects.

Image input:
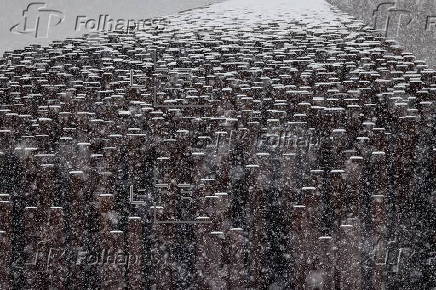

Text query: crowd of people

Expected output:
[0,1,435,289]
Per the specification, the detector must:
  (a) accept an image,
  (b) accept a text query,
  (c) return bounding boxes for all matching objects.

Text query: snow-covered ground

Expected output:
[161,0,359,32]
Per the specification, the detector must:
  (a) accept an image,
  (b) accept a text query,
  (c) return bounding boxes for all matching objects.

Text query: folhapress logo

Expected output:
[372,2,413,37]
[10,2,64,38]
